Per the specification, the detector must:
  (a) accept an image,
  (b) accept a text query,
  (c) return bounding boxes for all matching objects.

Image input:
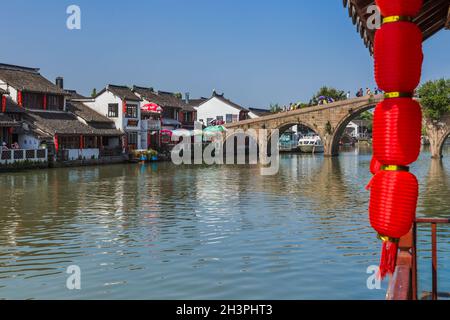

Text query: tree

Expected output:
[270,103,282,113]
[174,92,183,99]
[91,88,97,98]
[417,79,450,121]
[310,86,346,105]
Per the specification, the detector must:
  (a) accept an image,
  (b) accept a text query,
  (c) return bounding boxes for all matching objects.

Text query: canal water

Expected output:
[0,146,449,300]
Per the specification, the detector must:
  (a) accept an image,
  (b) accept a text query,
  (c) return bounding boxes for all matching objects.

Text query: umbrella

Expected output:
[203,125,227,133]
[171,129,192,138]
[142,103,163,113]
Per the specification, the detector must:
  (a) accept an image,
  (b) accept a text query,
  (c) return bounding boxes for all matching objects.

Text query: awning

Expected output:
[161,118,181,127]
[141,103,163,114]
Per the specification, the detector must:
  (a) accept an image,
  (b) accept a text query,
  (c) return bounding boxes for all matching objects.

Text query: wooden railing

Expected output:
[388,217,450,300]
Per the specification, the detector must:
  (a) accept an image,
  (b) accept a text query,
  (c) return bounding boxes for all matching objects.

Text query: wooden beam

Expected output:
[446,5,450,29]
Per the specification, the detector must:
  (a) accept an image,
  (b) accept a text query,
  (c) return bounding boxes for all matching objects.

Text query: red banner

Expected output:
[43,94,47,110]
[80,135,84,150]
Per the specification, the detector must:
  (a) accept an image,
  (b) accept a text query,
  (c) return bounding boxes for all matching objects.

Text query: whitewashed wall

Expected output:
[195,97,242,125]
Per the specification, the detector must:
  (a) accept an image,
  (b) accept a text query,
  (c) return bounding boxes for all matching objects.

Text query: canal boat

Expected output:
[298,136,324,154]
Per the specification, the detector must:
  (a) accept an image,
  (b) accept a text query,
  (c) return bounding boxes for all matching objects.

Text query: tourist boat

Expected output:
[298,136,324,153]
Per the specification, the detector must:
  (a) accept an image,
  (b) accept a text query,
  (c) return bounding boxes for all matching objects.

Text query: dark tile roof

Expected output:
[66,101,115,124]
[0,63,67,95]
[249,107,271,117]
[97,85,141,102]
[344,0,449,55]
[133,86,184,109]
[186,98,208,107]
[0,88,9,95]
[65,89,88,100]
[23,111,122,137]
[200,91,249,112]
[0,113,21,127]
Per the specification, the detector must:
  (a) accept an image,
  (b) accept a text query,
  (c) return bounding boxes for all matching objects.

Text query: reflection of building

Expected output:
[196,91,249,126]
[345,120,371,139]
[85,85,143,150]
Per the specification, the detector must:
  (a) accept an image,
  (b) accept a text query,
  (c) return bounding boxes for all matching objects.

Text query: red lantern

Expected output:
[372,98,422,166]
[122,99,127,115]
[375,0,423,17]
[369,170,418,278]
[17,90,23,107]
[54,135,59,153]
[374,22,423,93]
[1,95,6,113]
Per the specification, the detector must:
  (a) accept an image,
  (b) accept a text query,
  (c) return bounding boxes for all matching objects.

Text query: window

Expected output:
[207,118,213,125]
[226,114,233,123]
[216,116,223,121]
[126,104,138,118]
[232,115,238,122]
[128,132,138,146]
[108,104,119,117]
[47,95,64,110]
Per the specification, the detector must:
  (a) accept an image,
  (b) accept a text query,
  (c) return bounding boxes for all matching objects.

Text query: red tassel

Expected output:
[379,240,399,279]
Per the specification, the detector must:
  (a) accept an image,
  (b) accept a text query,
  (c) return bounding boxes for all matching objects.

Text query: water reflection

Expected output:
[0,147,449,299]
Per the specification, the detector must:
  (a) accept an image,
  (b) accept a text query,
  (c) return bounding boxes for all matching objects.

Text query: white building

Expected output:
[345,120,371,139]
[196,91,249,126]
[85,85,143,150]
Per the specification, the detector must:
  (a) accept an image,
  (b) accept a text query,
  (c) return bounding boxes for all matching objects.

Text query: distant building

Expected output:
[85,85,143,150]
[345,120,371,139]
[195,91,249,126]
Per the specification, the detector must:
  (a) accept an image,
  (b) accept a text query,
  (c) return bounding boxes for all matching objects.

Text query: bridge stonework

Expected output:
[426,113,450,159]
[225,95,450,158]
[226,95,384,157]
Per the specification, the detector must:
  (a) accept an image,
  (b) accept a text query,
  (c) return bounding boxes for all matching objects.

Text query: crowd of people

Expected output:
[352,87,383,98]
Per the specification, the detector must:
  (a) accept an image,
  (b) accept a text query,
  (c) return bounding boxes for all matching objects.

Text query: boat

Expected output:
[298,136,324,154]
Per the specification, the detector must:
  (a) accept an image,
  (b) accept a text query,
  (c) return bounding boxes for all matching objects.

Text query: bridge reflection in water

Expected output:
[0,146,448,299]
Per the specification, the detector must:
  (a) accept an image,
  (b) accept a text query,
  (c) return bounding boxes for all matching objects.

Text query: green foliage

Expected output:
[418,79,450,121]
[310,86,346,105]
[325,121,333,135]
[270,103,282,113]
[91,88,97,97]
[174,93,183,99]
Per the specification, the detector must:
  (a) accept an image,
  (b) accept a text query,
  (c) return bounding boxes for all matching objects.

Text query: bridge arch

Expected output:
[437,130,450,158]
[328,102,377,156]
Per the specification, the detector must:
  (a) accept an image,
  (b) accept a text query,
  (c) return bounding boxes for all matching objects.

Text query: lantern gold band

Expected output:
[378,234,400,244]
[381,165,410,172]
[382,16,413,24]
[384,92,414,99]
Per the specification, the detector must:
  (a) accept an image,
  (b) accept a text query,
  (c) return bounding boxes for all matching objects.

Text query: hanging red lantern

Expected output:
[369,170,418,278]
[17,90,23,107]
[1,95,6,113]
[372,98,422,166]
[122,99,127,115]
[374,22,423,93]
[375,0,423,18]
[54,135,59,154]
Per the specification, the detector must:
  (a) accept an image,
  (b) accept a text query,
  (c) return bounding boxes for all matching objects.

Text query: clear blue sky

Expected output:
[1,0,448,108]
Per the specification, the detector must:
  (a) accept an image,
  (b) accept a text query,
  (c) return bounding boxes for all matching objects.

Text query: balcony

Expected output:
[142,119,161,131]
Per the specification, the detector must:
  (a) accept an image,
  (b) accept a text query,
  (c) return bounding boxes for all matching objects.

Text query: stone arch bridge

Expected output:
[225,95,450,158]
